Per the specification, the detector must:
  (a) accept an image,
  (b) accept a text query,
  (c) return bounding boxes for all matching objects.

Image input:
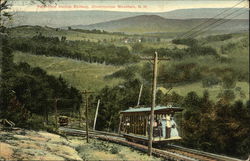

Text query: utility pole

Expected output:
[93,99,100,131]
[141,52,170,156]
[148,52,158,156]
[82,90,94,143]
[46,98,60,128]
[137,84,143,107]
[54,98,58,128]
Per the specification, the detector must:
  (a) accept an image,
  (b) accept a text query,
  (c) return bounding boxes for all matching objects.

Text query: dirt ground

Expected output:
[0,127,163,161]
[69,136,163,161]
[0,128,81,160]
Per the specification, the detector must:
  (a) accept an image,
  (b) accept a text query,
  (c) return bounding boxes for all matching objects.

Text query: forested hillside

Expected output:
[10,34,139,65]
[0,38,82,130]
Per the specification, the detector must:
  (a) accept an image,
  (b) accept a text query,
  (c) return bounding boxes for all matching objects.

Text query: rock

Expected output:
[0,142,14,160]
[0,128,83,161]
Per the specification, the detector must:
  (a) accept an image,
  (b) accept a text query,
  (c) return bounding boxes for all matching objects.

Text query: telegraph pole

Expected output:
[54,98,59,128]
[148,52,158,156]
[46,98,61,127]
[82,90,94,143]
[141,52,170,156]
[137,84,143,107]
[93,99,100,131]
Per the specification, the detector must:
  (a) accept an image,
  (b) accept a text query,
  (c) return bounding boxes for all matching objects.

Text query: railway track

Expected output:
[59,127,243,161]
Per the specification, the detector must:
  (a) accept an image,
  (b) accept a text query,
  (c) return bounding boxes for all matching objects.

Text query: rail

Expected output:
[59,127,244,161]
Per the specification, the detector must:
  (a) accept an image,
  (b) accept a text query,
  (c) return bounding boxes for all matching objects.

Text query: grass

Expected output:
[10,27,249,101]
[9,26,189,51]
[13,51,123,91]
[73,137,163,161]
[159,81,249,102]
[9,26,126,43]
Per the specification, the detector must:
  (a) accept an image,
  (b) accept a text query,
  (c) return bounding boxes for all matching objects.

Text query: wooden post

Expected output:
[137,84,143,107]
[82,90,94,143]
[130,116,132,133]
[140,52,170,156]
[135,115,137,134]
[108,115,113,132]
[93,99,100,131]
[118,114,122,134]
[181,111,183,138]
[133,115,135,134]
[85,93,89,143]
[145,115,148,136]
[136,115,140,134]
[79,105,82,127]
[54,98,58,128]
[148,52,158,156]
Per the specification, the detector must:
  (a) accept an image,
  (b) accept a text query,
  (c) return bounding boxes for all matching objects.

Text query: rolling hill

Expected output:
[12,8,248,28]
[72,15,249,34]
[160,8,249,19]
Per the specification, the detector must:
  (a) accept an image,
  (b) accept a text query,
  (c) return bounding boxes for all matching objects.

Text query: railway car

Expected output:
[59,116,69,126]
[119,105,183,143]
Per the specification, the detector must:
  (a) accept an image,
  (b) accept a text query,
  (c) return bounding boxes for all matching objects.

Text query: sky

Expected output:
[10,0,249,13]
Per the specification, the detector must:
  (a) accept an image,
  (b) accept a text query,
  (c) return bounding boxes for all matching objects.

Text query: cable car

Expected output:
[119,105,183,143]
[58,116,69,126]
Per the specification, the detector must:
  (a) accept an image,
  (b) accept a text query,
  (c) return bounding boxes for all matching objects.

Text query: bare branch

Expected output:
[0,0,11,11]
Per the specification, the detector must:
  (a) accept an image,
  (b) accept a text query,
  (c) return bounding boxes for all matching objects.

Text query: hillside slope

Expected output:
[0,128,82,160]
[74,15,249,34]
[13,52,123,91]
[12,8,248,28]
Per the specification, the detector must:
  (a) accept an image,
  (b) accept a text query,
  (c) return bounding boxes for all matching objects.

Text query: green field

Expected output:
[14,51,123,91]
[159,81,249,102]
[8,26,187,51]
[11,26,249,102]
[9,26,127,43]
[14,52,249,102]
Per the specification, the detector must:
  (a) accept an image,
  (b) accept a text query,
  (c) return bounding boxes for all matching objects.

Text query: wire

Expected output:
[175,0,246,39]
[185,6,247,38]
[186,8,248,38]
[191,10,248,38]
[177,0,246,39]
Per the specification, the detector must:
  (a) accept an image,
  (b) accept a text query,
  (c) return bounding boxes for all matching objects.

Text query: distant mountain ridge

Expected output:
[160,8,249,19]
[12,8,248,28]
[71,15,249,34]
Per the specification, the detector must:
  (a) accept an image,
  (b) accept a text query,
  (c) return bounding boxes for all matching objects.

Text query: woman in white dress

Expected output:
[170,117,179,137]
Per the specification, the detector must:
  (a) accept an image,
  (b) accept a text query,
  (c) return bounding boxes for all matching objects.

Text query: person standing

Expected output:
[166,115,171,138]
[170,117,179,137]
[161,115,166,138]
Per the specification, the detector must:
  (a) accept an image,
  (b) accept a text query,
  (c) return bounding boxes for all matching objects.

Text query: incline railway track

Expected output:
[59,127,243,161]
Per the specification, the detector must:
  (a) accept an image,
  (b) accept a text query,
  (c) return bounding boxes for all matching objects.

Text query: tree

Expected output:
[1,0,55,29]
[96,79,151,131]
[222,74,236,89]
[156,90,164,105]
[0,38,15,112]
[217,90,235,103]
[183,91,200,109]
[0,1,12,33]
[132,43,144,53]
[61,36,66,42]
[0,37,82,128]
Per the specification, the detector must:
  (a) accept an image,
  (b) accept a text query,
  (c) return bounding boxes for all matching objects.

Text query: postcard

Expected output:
[0,0,249,160]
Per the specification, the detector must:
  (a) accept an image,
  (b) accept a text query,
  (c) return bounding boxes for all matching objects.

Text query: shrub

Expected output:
[110,146,120,154]
[202,75,220,87]
[222,75,236,89]
[172,38,198,46]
